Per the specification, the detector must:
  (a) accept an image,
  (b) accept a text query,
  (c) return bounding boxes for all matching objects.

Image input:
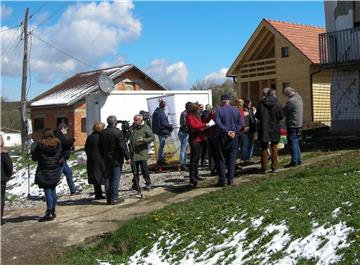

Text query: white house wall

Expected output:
[0,133,22,147]
[331,70,360,134]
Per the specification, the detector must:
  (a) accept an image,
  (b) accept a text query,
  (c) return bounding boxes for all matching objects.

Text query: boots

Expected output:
[39,210,54,222]
[51,208,56,218]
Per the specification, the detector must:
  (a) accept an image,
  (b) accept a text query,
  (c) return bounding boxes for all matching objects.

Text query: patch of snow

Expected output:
[341,201,353,207]
[289,206,296,210]
[331,207,341,218]
[251,216,264,229]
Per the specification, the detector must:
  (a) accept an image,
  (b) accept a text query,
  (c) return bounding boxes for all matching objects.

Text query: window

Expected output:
[56,117,69,128]
[125,81,136,91]
[281,47,289,58]
[81,118,86,132]
[7,136,10,141]
[34,118,44,131]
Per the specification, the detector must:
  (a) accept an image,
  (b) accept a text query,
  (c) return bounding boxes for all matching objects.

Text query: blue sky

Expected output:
[1,1,325,101]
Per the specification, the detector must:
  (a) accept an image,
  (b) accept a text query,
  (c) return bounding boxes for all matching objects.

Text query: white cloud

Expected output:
[1,1,141,84]
[99,57,127,69]
[204,67,230,84]
[145,59,188,90]
[1,5,13,19]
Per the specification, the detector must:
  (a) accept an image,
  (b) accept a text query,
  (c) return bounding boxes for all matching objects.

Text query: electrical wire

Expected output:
[0,23,22,33]
[30,1,49,19]
[32,3,67,31]
[2,26,22,58]
[2,38,22,72]
[31,32,96,70]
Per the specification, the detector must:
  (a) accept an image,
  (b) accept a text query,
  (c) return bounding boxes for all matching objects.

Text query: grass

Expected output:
[61,149,360,265]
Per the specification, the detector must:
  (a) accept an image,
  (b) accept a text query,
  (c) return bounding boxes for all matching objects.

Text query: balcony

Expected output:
[319,27,360,67]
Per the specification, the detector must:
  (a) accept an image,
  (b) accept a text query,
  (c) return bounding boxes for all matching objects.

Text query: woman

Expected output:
[186,103,207,186]
[1,135,13,225]
[240,97,257,164]
[32,129,62,222]
[85,122,106,199]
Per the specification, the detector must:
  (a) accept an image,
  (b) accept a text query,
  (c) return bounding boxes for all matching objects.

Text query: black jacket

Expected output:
[32,138,62,189]
[1,151,13,183]
[85,132,106,185]
[54,129,75,160]
[100,126,130,168]
[256,96,283,143]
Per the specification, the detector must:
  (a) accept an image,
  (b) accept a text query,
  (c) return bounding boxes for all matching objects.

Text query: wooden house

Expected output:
[29,64,166,147]
[227,19,332,125]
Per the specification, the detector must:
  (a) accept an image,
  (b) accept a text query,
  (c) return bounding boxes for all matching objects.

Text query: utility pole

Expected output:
[20,8,29,154]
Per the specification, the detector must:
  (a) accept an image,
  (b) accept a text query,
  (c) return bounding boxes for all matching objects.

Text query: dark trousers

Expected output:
[200,138,208,166]
[208,137,218,173]
[189,139,201,181]
[133,160,151,186]
[94,183,103,198]
[261,142,278,170]
[1,182,6,220]
[216,137,238,184]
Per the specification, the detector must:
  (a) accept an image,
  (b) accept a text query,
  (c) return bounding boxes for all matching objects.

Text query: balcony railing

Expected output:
[319,27,360,67]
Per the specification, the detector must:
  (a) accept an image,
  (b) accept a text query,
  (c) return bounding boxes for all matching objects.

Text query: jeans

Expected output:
[105,166,121,201]
[240,133,253,161]
[60,160,76,193]
[1,182,6,219]
[178,131,189,166]
[287,128,301,165]
[44,187,57,211]
[157,135,167,162]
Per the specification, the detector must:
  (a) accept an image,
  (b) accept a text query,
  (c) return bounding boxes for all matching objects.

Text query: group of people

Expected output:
[0,86,303,224]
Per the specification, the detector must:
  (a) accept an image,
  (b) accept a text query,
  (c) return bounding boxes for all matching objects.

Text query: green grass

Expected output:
[61,150,360,265]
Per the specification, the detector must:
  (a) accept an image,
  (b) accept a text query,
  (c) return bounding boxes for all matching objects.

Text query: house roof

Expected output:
[29,64,166,107]
[227,19,325,76]
[265,19,325,64]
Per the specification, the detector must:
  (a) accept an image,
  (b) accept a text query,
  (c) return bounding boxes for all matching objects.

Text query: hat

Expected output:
[221,94,230,100]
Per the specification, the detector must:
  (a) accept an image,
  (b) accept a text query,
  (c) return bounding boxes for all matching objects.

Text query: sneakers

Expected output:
[94,195,106,200]
[110,198,125,205]
[70,190,80,196]
[51,209,56,218]
[144,184,152,191]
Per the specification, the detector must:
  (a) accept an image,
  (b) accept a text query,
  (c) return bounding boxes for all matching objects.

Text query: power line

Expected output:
[32,3,67,31]
[3,26,22,58]
[31,32,96,69]
[30,1,49,19]
[0,23,22,33]
[2,38,22,73]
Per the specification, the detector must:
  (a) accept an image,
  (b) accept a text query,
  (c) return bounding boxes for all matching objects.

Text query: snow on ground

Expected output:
[6,152,88,200]
[98,210,354,265]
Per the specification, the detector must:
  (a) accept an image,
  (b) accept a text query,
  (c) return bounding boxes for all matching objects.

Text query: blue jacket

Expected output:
[152,107,173,136]
[215,105,243,138]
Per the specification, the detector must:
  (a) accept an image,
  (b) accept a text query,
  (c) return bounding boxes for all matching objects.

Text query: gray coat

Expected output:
[284,93,303,129]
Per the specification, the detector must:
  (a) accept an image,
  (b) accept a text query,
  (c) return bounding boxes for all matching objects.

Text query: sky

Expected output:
[1,0,325,101]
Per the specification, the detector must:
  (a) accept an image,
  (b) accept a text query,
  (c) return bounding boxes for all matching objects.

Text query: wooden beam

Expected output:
[250,33,274,61]
[243,28,272,62]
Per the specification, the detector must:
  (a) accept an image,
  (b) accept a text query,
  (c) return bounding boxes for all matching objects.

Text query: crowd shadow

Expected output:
[57,198,104,206]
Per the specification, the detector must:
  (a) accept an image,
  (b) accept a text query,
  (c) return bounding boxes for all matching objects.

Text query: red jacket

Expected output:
[186,113,206,143]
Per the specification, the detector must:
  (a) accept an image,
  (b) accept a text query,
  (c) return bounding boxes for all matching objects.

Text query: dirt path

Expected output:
[1,150,350,265]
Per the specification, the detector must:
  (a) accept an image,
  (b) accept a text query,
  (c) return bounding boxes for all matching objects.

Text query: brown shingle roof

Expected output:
[265,19,325,64]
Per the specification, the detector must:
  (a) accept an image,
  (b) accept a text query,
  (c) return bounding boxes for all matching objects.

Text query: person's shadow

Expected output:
[3,215,39,223]
[57,198,104,206]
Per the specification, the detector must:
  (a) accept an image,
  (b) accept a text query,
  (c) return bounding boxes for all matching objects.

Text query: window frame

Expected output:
[34,118,44,131]
[281,47,289,58]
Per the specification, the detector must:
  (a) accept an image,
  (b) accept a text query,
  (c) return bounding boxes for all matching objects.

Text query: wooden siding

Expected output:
[312,70,332,123]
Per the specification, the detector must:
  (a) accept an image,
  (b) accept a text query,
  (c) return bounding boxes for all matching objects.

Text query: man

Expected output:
[130,114,155,191]
[256,88,284,173]
[54,123,78,195]
[283,87,303,167]
[215,94,244,186]
[151,100,173,165]
[178,102,192,171]
[100,115,130,205]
